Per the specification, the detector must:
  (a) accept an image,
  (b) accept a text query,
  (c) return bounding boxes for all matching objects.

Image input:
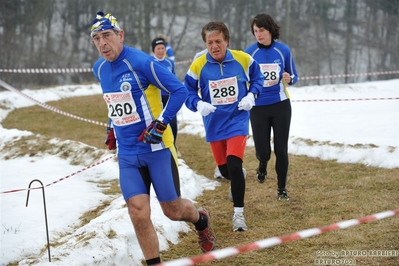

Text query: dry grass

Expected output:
[172,134,399,266]
[2,95,108,148]
[2,95,399,266]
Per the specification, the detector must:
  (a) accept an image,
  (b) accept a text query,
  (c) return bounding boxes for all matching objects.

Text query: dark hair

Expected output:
[201,21,230,43]
[250,13,281,40]
[151,37,166,52]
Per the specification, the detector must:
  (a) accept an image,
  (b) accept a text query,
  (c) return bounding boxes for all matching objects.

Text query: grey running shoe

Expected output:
[232,213,248,232]
[214,166,223,179]
[278,189,290,201]
[197,207,216,252]
[228,168,247,202]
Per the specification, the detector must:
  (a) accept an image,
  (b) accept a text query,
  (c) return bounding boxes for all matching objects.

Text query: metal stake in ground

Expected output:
[25,179,51,262]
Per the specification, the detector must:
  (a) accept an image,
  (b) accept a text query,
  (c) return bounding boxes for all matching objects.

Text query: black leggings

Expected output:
[218,155,245,207]
[250,100,291,189]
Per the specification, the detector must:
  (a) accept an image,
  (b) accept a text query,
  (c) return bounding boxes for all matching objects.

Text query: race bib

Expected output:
[260,64,280,87]
[208,76,239,105]
[103,92,141,126]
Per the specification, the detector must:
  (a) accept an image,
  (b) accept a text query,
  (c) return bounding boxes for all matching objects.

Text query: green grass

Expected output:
[2,94,399,266]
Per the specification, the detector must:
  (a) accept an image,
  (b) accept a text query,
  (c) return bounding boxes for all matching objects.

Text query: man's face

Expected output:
[154,45,166,59]
[205,31,228,63]
[91,29,124,62]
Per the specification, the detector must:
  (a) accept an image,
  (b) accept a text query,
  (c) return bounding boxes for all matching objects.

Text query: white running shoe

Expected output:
[228,168,247,202]
[232,213,248,232]
[214,166,223,179]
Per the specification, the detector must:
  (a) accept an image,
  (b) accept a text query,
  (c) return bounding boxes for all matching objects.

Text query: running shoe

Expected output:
[242,167,247,178]
[214,166,222,179]
[257,162,267,183]
[232,213,248,232]
[197,207,216,252]
[278,189,290,201]
[256,169,266,183]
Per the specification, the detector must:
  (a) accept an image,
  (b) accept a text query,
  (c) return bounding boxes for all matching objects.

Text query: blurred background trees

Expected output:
[0,0,398,88]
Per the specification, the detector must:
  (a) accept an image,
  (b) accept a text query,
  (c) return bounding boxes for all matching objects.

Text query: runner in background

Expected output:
[244,13,298,202]
[151,37,178,144]
[192,49,224,180]
[157,34,175,61]
[184,21,264,232]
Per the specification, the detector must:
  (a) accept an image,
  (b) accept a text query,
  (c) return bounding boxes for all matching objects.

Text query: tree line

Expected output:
[0,0,398,88]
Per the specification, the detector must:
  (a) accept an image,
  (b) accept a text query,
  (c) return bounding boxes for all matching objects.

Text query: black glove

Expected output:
[104,127,116,150]
[138,120,167,144]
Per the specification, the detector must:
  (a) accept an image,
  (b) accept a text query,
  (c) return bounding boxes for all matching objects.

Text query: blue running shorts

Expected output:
[118,148,181,202]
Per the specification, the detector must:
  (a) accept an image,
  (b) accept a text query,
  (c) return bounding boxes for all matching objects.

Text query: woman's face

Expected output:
[253,24,272,46]
[154,45,166,59]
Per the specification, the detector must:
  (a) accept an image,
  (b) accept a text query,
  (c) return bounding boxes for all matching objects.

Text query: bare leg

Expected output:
[159,197,200,223]
[127,194,159,260]
[161,196,216,253]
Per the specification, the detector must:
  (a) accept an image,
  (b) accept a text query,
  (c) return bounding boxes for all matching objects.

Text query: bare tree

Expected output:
[1,0,398,88]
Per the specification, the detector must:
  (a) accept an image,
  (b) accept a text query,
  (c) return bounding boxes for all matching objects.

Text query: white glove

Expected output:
[197,101,216,116]
[238,93,255,111]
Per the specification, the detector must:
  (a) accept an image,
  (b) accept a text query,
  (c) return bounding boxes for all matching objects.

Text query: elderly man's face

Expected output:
[92,29,124,62]
[205,31,228,63]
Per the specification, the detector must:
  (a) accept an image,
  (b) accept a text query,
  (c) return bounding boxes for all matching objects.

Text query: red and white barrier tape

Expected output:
[0,60,194,72]
[298,70,399,80]
[1,65,398,81]
[0,79,108,127]
[0,154,117,194]
[175,59,193,65]
[157,208,399,266]
[0,68,93,73]
[292,97,399,102]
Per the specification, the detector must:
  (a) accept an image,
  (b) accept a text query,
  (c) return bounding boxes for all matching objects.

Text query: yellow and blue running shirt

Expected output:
[93,45,187,155]
[184,49,264,142]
